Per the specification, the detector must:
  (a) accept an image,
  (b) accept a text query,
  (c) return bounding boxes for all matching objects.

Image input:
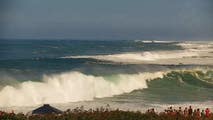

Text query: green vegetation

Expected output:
[0,107,212,120]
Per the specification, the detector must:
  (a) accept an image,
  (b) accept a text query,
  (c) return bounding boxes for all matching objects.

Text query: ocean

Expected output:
[0,40,212,113]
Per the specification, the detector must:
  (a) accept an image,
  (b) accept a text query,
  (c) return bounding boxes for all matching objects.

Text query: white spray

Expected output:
[0,71,165,107]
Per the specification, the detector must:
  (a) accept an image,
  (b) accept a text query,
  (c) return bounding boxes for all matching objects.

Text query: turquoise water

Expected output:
[138,70,213,103]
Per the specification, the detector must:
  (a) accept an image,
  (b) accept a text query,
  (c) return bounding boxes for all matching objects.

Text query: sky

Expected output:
[0,0,212,40]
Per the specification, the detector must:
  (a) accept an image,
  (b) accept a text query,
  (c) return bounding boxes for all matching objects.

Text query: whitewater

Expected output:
[0,40,212,113]
[63,41,213,65]
[0,71,165,107]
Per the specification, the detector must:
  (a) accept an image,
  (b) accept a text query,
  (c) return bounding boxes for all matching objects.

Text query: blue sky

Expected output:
[0,0,212,40]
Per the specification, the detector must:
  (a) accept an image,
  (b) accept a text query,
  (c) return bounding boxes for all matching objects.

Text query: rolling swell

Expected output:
[163,70,213,88]
[141,70,213,103]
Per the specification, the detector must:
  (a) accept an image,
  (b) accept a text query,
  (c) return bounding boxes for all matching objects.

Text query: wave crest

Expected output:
[0,71,165,107]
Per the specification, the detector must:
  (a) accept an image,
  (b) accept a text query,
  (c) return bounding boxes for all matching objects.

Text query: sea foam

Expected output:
[62,50,198,62]
[0,71,165,107]
[62,42,213,65]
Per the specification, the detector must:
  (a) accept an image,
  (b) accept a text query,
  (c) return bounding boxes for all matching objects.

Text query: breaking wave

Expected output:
[0,69,212,107]
[0,71,165,107]
[62,42,213,65]
[63,50,198,62]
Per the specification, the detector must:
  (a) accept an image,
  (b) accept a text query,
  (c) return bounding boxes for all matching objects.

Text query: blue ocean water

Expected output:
[0,40,181,81]
[0,40,212,111]
[0,40,181,60]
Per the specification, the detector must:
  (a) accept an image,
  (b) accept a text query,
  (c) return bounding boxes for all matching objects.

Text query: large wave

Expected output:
[0,69,212,107]
[0,71,165,107]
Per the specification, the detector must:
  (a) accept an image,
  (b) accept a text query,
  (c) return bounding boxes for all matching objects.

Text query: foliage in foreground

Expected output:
[0,108,212,120]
